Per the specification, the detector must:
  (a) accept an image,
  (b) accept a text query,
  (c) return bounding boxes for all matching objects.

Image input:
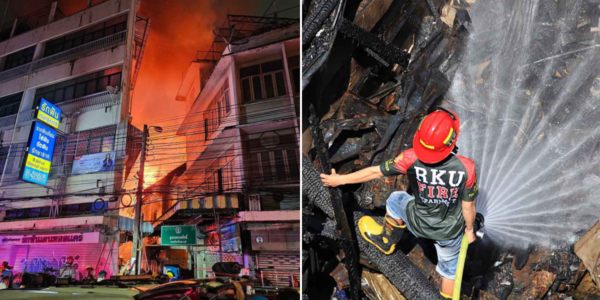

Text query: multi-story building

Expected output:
[148,14,300,285]
[0,0,150,280]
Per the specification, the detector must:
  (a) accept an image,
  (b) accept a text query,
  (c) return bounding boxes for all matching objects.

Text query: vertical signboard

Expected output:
[36,98,61,129]
[21,122,56,186]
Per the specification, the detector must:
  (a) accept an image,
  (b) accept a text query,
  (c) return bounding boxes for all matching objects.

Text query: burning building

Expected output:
[136,13,301,286]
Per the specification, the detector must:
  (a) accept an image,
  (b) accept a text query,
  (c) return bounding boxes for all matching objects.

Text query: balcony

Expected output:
[0,5,67,42]
[0,30,127,84]
[0,91,119,131]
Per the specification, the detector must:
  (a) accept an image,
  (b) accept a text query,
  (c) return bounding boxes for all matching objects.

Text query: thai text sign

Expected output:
[36,98,61,129]
[161,225,197,246]
[71,151,115,175]
[21,122,56,186]
[0,232,100,245]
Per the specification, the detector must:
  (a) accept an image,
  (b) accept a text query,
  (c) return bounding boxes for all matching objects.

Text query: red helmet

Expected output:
[66,256,74,264]
[413,108,460,164]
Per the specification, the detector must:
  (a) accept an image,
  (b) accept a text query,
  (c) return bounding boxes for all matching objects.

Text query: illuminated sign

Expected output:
[36,98,61,129]
[161,225,197,246]
[21,122,56,186]
[0,232,101,245]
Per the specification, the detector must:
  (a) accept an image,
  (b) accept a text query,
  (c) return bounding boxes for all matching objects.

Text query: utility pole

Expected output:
[131,124,148,275]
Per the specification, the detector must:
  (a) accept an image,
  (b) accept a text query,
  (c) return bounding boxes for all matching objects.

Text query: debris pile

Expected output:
[302,0,600,299]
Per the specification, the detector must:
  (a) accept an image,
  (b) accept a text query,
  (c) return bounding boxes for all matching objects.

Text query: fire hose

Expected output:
[453,213,485,300]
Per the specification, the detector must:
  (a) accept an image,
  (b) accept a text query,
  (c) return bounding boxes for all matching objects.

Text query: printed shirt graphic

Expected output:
[380,148,478,240]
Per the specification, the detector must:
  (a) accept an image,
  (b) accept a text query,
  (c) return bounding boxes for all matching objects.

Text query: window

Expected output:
[240,59,288,103]
[0,146,8,178]
[33,66,122,108]
[44,15,127,57]
[288,55,300,94]
[246,133,299,184]
[53,125,116,171]
[61,203,92,216]
[3,203,95,220]
[203,148,236,194]
[0,92,23,118]
[203,80,230,139]
[3,46,35,71]
[4,142,25,175]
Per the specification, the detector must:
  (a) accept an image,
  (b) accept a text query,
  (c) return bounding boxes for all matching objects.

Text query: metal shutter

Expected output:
[257,252,300,287]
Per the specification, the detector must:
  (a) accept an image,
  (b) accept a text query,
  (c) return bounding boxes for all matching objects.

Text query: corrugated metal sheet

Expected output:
[257,252,300,287]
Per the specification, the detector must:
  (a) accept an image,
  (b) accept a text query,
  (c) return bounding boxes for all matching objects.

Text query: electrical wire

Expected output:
[0,98,300,213]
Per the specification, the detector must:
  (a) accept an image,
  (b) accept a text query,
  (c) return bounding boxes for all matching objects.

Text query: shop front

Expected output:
[0,231,115,280]
[249,223,300,287]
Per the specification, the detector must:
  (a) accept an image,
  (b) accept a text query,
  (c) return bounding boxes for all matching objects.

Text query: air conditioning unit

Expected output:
[249,194,261,211]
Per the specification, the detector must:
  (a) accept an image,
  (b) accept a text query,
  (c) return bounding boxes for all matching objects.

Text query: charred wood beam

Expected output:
[351,1,416,95]
[302,0,341,48]
[339,17,410,69]
[425,0,440,21]
[308,105,361,299]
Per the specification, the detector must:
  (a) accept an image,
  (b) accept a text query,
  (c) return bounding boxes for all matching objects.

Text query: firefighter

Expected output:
[321,108,478,298]
[84,265,95,280]
[59,256,76,280]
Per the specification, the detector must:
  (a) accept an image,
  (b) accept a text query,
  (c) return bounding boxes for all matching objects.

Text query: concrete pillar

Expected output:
[48,2,58,23]
[21,88,36,113]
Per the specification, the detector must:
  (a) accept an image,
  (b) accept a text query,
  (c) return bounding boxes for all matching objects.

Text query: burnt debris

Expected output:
[302,0,600,299]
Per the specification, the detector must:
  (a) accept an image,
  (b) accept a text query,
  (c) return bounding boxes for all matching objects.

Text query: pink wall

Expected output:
[0,244,108,279]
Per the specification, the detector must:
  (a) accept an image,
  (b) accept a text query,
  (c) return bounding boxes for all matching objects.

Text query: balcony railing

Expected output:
[0,30,127,84]
[0,91,119,132]
[56,91,119,114]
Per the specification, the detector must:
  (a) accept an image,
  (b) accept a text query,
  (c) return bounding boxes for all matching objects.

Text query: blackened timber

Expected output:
[425,0,440,21]
[302,0,341,48]
[308,105,361,300]
[352,1,415,96]
[339,18,410,68]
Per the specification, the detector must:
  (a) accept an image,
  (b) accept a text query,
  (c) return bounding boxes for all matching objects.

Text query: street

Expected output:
[0,285,157,299]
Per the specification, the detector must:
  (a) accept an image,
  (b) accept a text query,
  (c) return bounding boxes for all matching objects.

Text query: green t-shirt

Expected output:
[380,148,478,241]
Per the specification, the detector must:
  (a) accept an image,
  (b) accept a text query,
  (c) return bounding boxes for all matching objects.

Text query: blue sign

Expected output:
[37,98,61,129]
[21,122,57,186]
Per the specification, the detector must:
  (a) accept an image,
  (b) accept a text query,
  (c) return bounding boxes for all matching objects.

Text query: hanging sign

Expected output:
[36,98,61,129]
[71,151,115,175]
[161,225,197,246]
[21,121,56,186]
